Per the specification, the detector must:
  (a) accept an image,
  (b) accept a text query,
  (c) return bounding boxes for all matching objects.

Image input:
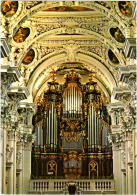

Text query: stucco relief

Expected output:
[7,1,128,36]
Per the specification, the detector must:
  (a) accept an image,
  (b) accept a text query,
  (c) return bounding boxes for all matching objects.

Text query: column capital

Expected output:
[1,65,21,96]
[112,86,131,102]
[107,102,124,113]
[0,32,11,57]
[117,65,136,82]
[123,38,136,59]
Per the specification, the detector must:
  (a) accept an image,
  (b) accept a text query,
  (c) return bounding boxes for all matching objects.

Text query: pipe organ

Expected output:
[32,69,113,179]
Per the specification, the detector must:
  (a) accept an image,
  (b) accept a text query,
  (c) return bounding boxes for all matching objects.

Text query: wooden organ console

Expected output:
[32,69,113,179]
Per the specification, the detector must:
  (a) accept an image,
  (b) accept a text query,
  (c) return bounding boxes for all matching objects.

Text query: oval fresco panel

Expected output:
[108,49,119,64]
[110,28,125,43]
[13,27,30,43]
[119,1,132,17]
[22,49,35,65]
[1,1,18,17]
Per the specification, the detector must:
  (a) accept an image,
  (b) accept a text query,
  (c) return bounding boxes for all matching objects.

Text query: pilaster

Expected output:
[108,61,136,194]
[17,102,35,194]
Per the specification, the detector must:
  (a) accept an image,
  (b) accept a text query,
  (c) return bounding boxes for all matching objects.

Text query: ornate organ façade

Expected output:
[32,69,113,179]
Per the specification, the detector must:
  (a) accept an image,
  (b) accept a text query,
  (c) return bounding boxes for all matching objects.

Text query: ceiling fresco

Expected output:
[1,1,136,103]
[1,1,18,17]
[43,6,95,12]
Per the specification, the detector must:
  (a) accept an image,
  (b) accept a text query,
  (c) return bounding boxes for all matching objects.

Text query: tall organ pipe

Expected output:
[88,115,90,148]
[49,109,51,146]
[51,103,54,148]
[54,112,56,150]
[89,109,91,149]
[90,106,92,149]
[68,90,69,115]
[97,117,99,147]
[92,106,94,149]
[95,111,96,145]
[74,87,75,112]
[46,115,48,146]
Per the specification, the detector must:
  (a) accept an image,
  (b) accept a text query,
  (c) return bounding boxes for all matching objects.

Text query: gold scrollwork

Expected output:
[66,120,80,131]
[89,160,98,177]
[64,131,82,143]
[47,160,57,176]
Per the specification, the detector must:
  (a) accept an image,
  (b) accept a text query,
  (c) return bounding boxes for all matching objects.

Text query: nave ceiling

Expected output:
[1,1,136,103]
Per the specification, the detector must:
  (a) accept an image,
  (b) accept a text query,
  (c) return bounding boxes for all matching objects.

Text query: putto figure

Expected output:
[22,49,35,65]
[1,1,18,17]
[110,28,125,43]
[119,1,132,17]
[13,27,30,43]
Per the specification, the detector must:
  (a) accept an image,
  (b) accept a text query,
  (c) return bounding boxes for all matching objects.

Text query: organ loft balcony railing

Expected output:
[32,68,112,180]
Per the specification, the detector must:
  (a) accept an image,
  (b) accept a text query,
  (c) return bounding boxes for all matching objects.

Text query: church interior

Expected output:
[0,1,136,194]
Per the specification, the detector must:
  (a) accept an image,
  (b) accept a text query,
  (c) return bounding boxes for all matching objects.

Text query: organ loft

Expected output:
[32,68,112,181]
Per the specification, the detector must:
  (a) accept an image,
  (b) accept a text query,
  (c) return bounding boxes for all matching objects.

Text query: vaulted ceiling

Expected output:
[1,1,135,103]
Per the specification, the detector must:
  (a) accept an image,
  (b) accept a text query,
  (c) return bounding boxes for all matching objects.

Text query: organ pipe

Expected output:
[97,117,99,146]
[51,103,54,147]
[46,116,48,146]
[88,116,90,148]
[53,113,56,149]
[92,106,94,147]
[90,108,92,149]
[49,109,51,145]
[95,111,96,145]
[74,86,75,112]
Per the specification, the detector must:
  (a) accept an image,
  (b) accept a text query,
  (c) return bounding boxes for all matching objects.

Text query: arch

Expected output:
[33,75,111,104]
[27,53,117,101]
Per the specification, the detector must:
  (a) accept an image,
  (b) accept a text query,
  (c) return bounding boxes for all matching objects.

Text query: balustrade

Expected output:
[29,179,115,193]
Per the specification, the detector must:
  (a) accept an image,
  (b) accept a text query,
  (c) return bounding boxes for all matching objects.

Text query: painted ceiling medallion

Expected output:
[110,28,125,43]
[13,27,30,43]
[43,6,94,12]
[22,49,35,65]
[108,49,119,64]
[1,1,18,17]
[119,1,132,17]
